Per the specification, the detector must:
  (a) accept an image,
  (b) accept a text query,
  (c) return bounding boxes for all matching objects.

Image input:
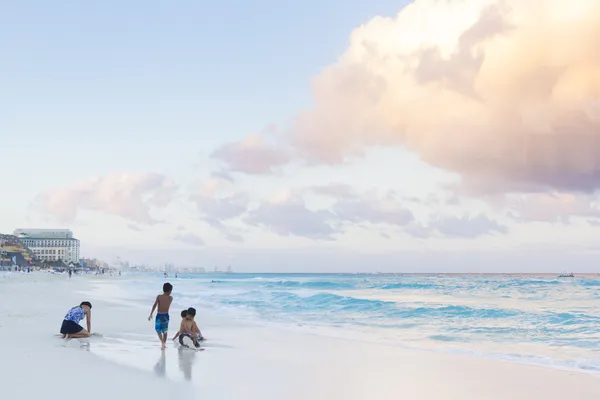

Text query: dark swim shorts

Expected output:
[179,334,200,348]
[155,313,169,333]
[60,319,84,335]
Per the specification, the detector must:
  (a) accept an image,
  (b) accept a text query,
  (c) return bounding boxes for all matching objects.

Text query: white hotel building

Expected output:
[14,229,80,264]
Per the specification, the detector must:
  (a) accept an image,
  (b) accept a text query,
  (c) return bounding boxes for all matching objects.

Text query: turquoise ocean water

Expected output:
[124,273,600,373]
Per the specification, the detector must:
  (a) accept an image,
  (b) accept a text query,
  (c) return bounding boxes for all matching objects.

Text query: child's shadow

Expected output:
[153,351,166,378]
[178,347,197,381]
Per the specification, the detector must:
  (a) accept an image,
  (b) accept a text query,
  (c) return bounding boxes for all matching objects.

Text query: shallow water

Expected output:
[120,273,600,373]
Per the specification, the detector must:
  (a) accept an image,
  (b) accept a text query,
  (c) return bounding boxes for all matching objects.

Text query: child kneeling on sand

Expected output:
[172,307,205,348]
[60,301,92,339]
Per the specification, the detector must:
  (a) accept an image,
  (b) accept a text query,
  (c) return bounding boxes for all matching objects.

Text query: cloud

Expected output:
[310,183,356,198]
[188,180,508,242]
[197,184,415,241]
[190,177,248,220]
[189,179,249,242]
[201,215,246,243]
[308,184,505,238]
[198,178,223,198]
[127,224,141,231]
[404,222,434,239]
[210,170,235,183]
[280,0,600,193]
[246,195,338,240]
[192,192,248,228]
[225,233,245,243]
[172,233,205,247]
[427,214,508,238]
[333,193,415,227]
[36,172,177,223]
[245,185,418,240]
[211,133,291,174]
[308,184,415,227]
[504,192,600,223]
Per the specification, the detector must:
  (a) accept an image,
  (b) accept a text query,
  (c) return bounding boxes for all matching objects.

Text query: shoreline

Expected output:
[2,274,600,399]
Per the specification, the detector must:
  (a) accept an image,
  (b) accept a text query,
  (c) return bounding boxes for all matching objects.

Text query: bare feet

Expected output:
[161,342,166,350]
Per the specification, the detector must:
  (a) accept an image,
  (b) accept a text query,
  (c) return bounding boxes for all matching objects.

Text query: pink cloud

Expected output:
[211,134,291,175]
[233,0,600,192]
[36,172,177,224]
[503,192,600,223]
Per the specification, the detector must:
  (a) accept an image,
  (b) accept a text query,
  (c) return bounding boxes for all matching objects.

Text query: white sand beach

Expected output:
[2,272,600,400]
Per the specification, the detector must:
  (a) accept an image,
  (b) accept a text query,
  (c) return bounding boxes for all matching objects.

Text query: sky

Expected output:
[2,0,600,272]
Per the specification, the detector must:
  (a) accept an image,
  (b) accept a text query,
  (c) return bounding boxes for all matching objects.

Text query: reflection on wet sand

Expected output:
[178,347,196,381]
[153,351,166,377]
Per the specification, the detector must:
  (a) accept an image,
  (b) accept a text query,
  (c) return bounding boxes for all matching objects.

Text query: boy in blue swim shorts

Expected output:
[148,282,173,350]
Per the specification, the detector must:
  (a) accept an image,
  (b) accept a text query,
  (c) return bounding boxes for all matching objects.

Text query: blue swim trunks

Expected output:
[155,313,169,333]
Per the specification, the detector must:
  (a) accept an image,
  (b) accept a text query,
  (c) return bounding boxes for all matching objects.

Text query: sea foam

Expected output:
[122,273,600,373]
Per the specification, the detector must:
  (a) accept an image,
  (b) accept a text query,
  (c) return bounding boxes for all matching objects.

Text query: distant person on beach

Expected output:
[148,282,173,350]
[60,301,92,339]
[68,269,72,279]
[176,307,205,348]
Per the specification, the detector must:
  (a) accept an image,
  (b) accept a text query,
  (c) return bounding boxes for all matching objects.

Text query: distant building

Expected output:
[164,263,175,273]
[80,257,109,269]
[0,233,35,267]
[14,229,80,264]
